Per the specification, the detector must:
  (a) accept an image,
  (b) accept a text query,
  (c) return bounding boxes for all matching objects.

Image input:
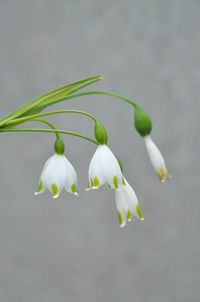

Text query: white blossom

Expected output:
[87,145,122,190]
[144,135,170,182]
[34,154,78,198]
[115,178,144,227]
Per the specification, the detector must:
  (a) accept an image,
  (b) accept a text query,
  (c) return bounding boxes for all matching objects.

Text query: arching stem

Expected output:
[2,110,97,128]
[0,127,98,145]
[20,90,138,116]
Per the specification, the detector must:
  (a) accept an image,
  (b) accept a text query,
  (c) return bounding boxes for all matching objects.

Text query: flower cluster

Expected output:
[0,75,170,227]
[34,106,170,228]
[35,142,144,227]
[0,75,171,228]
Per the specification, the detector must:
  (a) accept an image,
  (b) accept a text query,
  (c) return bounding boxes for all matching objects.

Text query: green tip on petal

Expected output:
[71,184,78,195]
[51,183,59,198]
[113,175,118,189]
[127,210,132,221]
[117,210,124,227]
[86,181,91,190]
[91,178,94,187]
[93,176,100,188]
[122,177,126,186]
[136,203,144,220]
[35,180,43,194]
[157,168,171,183]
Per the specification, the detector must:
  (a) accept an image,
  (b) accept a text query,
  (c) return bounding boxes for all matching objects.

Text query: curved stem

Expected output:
[22,90,138,116]
[0,127,98,145]
[3,110,97,128]
[32,118,60,139]
[77,91,137,106]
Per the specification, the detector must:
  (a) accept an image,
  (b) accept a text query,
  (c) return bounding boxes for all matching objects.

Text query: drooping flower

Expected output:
[34,153,78,198]
[115,178,144,227]
[87,145,122,190]
[144,135,170,182]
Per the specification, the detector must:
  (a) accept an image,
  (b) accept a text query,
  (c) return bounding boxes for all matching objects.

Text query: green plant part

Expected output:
[134,105,152,137]
[94,121,108,145]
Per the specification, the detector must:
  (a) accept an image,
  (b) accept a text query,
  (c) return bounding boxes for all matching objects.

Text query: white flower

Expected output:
[115,178,144,227]
[87,145,122,190]
[34,154,78,198]
[144,135,170,182]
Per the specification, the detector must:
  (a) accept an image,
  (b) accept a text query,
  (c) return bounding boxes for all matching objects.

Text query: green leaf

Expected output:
[0,75,103,127]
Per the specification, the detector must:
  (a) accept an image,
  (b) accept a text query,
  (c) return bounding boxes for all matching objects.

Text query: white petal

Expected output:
[35,154,78,198]
[87,145,122,191]
[100,145,122,189]
[88,146,106,189]
[115,188,128,227]
[34,180,46,195]
[34,155,55,195]
[43,155,67,196]
[123,178,144,220]
[144,136,169,182]
[144,136,165,169]
[63,157,78,194]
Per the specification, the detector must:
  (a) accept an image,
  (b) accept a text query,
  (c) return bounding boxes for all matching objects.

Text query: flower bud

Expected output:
[54,138,65,154]
[94,121,108,145]
[134,106,152,137]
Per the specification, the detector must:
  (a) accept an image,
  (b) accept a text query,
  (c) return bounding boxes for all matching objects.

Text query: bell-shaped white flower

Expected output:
[144,135,170,182]
[34,154,78,198]
[87,145,122,190]
[115,178,144,227]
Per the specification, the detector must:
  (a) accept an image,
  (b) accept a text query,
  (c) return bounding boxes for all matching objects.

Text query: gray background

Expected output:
[0,0,199,301]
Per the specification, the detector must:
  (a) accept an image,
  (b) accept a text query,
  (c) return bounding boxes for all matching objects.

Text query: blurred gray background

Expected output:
[0,0,199,301]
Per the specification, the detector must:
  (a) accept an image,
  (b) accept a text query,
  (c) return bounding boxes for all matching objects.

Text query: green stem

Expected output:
[21,90,138,116]
[0,127,98,145]
[32,118,60,139]
[3,110,97,128]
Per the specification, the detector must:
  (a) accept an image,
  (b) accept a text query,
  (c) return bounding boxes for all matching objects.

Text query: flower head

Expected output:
[34,153,78,198]
[144,135,170,182]
[87,145,122,190]
[115,178,144,227]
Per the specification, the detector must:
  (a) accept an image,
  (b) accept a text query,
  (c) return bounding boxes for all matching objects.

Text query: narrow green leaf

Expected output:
[0,75,103,127]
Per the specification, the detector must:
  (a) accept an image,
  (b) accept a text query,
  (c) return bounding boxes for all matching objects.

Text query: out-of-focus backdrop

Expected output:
[0,1,199,301]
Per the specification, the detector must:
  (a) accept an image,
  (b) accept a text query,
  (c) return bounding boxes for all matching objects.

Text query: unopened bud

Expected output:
[54,138,65,154]
[134,106,152,137]
[94,121,108,145]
